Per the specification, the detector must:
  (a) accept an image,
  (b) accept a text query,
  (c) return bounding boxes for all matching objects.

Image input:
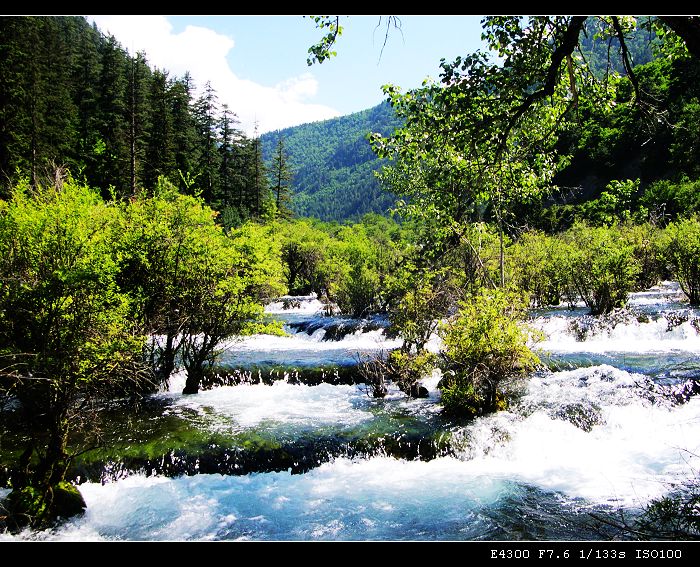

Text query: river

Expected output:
[2,282,699,541]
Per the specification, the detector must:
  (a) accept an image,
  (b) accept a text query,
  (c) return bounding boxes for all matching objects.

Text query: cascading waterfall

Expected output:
[3,284,700,541]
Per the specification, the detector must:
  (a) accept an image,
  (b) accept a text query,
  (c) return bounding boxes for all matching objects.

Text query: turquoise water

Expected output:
[2,282,700,541]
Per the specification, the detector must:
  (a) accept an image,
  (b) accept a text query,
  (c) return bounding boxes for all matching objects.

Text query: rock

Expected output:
[2,481,85,531]
[51,481,86,519]
[409,382,429,398]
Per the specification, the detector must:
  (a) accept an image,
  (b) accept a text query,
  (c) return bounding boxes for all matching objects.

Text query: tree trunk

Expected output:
[182,366,202,395]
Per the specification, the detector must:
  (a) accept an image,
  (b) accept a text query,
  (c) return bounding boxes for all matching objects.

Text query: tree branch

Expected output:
[611,16,641,103]
[499,16,587,153]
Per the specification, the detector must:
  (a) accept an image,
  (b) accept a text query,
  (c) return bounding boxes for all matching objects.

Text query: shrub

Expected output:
[0,176,149,528]
[438,288,541,418]
[507,230,572,307]
[562,223,641,315]
[660,216,700,305]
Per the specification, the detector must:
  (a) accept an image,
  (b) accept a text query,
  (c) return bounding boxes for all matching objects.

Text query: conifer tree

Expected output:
[95,33,129,195]
[192,81,221,202]
[143,69,176,189]
[270,135,294,218]
[170,72,199,192]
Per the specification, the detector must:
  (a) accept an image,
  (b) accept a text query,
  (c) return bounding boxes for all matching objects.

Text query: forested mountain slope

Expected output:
[261,102,402,222]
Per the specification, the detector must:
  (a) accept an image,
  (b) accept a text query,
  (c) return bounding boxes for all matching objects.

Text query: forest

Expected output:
[1,15,700,541]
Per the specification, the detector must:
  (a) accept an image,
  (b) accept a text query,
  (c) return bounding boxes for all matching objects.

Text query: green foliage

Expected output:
[640,177,700,223]
[260,102,402,222]
[1,480,85,531]
[621,222,665,290]
[276,214,407,318]
[439,288,540,418]
[385,349,437,396]
[659,216,700,304]
[635,488,700,540]
[277,218,335,297]
[0,176,149,526]
[331,222,400,318]
[578,179,639,226]
[269,136,294,219]
[507,231,573,308]
[306,16,344,66]
[118,178,284,393]
[385,265,455,353]
[562,223,641,314]
[0,176,149,394]
[0,17,275,226]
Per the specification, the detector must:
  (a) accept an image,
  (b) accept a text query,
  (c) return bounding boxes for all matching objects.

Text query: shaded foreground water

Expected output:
[2,283,700,541]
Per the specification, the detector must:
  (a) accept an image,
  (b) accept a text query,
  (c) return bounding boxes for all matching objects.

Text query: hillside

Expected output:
[261,102,402,222]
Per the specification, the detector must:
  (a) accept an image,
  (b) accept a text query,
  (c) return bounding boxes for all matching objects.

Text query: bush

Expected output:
[660,216,700,305]
[507,230,572,307]
[438,288,541,418]
[562,223,641,315]
[386,265,456,353]
[0,176,149,528]
[621,222,665,290]
[640,178,700,224]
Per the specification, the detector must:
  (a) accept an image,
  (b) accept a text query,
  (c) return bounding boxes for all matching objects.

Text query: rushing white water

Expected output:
[217,328,401,368]
[4,283,700,541]
[534,313,700,355]
[173,382,378,430]
[452,366,700,506]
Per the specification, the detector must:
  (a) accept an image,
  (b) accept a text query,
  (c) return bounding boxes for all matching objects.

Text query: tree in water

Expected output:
[0,175,151,530]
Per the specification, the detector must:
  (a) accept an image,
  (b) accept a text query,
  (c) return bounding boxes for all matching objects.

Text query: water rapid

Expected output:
[3,284,700,541]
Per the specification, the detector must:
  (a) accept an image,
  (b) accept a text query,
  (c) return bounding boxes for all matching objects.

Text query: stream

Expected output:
[2,282,700,541]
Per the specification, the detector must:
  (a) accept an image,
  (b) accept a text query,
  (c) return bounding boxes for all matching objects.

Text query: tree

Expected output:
[180,221,285,394]
[660,217,700,305]
[0,176,150,529]
[216,103,250,228]
[143,69,176,189]
[127,51,152,195]
[248,124,270,217]
[117,178,284,394]
[192,81,220,203]
[95,33,129,196]
[170,72,199,192]
[270,135,294,219]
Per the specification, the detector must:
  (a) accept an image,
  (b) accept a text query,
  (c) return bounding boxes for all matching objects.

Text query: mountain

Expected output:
[261,102,402,222]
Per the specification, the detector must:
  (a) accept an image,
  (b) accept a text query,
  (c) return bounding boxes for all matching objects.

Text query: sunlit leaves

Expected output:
[306,16,344,66]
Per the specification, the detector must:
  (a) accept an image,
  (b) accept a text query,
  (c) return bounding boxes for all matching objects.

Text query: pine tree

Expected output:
[0,17,34,186]
[170,72,199,192]
[127,51,152,194]
[217,104,244,210]
[192,81,221,202]
[270,135,294,219]
[143,69,175,189]
[71,18,103,182]
[95,33,129,196]
[244,123,270,218]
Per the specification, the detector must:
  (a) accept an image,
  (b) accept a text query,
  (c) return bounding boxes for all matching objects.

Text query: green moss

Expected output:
[2,481,85,531]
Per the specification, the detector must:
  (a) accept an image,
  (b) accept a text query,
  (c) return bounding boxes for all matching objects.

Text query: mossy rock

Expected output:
[51,481,86,519]
[2,481,85,530]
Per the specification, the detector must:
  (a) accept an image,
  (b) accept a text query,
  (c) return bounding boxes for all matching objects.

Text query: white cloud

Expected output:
[88,15,340,135]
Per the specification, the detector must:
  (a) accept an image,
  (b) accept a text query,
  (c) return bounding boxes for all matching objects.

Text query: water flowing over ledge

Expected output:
[3,283,700,541]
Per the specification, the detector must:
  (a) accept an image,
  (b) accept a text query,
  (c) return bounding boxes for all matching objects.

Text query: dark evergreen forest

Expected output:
[0,16,272,226]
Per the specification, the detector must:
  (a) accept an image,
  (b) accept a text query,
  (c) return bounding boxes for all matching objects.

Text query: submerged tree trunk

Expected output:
[182,368,202,395]
[3,415,86,531]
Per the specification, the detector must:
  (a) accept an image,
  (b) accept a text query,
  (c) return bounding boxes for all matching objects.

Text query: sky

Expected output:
[87,15,486,136]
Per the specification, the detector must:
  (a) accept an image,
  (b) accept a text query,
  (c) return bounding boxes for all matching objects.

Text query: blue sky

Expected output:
[88,15,486,135]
